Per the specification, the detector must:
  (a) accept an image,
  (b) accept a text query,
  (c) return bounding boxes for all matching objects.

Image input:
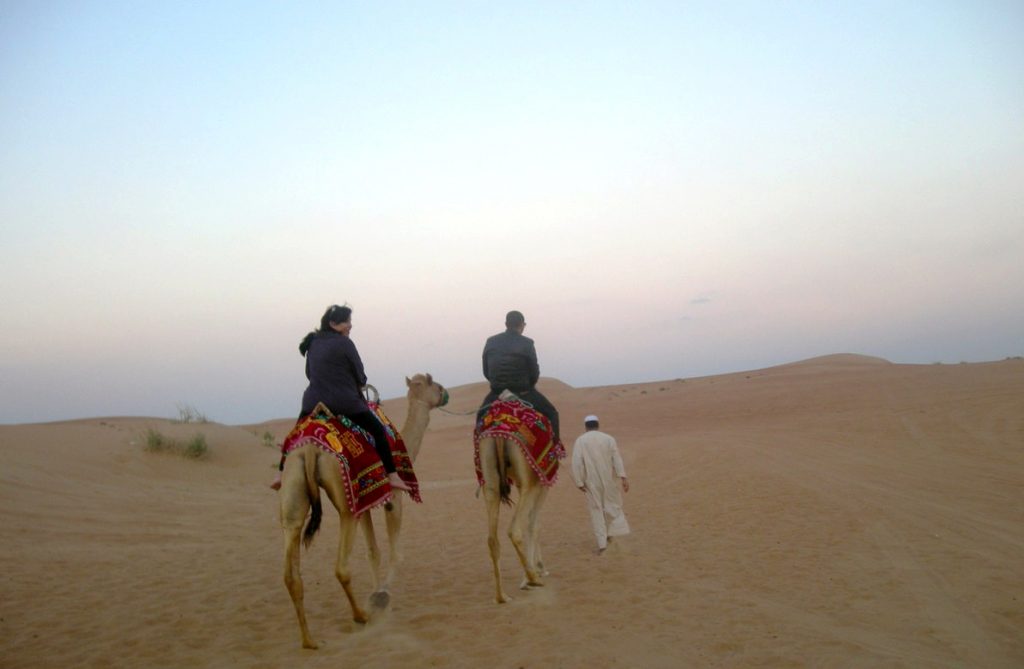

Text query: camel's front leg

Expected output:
[336,516,369,624]
[383,495,404,590]
[282,525,317,649]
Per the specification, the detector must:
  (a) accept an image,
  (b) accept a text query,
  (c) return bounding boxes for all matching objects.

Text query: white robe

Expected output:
[571,429,630,549]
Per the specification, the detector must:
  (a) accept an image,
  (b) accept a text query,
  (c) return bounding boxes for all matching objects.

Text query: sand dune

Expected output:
[2,356,1022,667]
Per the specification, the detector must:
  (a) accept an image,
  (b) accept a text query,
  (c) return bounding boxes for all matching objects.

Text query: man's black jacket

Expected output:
[482,329,540,394]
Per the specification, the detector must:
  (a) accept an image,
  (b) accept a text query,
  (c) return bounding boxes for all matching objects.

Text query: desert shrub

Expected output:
[174,403,208,424]
[183,433,209,459]
[262,431,276,449]
[145,428,172,452]
[142,428,209,459]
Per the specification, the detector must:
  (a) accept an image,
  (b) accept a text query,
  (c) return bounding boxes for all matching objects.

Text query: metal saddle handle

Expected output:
[362,384,380,405]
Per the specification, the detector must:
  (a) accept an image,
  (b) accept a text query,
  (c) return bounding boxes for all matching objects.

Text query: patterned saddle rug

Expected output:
[473,397,566,488]
[281,402,421,516]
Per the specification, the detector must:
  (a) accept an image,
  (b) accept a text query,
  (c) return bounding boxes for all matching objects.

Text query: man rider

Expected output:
[476,310,561,444]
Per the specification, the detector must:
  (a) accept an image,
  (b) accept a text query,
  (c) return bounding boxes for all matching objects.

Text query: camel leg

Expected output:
[282,525,317,649]
[335,514,369,624]
[509,483,544,588]
[383,495,404,590]
[317,471,370,625]
[479,438,510,603]
[526,486,549,579]
[484,485,509,603]
[360,507,395,610]
[359,512,383,595]
[280,464,317,649]
[506,448,544,589]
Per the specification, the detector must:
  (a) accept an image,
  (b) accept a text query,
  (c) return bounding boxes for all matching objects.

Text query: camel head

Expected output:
[405,373,449,408]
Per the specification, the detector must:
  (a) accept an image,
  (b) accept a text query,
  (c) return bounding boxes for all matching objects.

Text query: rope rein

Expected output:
[437,406,480,416]
[364,383,532,418]
[364,383,478,416]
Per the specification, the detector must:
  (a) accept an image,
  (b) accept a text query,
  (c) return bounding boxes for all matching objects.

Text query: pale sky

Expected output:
[2,2,1022,424]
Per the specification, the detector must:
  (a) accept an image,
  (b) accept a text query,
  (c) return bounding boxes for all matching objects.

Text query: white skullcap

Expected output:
[584,414,599,424]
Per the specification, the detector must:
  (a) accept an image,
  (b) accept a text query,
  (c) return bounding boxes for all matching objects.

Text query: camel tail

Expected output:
[496,439,513,506]
[302,448,322,547]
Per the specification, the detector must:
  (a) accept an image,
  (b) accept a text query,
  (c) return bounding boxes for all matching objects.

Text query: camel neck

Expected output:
[400,400,432,462]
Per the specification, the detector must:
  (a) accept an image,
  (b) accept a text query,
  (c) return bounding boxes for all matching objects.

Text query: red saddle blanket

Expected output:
[473,398,565,488]
[281,402,421,516]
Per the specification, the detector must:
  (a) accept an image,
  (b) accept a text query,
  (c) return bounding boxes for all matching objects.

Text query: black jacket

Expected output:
[300,331,369,416]
[482,330,540,394]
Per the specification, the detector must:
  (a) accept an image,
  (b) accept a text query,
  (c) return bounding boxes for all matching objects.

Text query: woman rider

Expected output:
[271,304,411,493]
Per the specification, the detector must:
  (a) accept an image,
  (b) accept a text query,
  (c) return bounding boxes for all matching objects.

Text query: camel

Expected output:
[279,373,447,649]
[477,433,550,603]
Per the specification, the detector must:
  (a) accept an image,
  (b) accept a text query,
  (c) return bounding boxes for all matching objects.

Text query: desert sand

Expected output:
[2,354,1022,668]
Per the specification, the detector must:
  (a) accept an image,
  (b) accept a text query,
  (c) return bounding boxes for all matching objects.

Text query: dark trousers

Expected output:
[346,410,397,474]
[476,387,561,443]
[282,408,396,474]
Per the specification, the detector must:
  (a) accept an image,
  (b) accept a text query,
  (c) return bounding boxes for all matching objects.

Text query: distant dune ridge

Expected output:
[2,355,1023,667]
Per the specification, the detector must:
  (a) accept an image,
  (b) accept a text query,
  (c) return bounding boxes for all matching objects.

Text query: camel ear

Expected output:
[426,373,433,386]
[405,376,412,387]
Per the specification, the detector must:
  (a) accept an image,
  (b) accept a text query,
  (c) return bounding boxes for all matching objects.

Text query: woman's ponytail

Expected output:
[299,331,316,356]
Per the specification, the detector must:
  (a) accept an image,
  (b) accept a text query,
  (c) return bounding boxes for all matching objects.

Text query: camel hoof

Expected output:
[496,593,511,604]
[370,590,391,610]
[302,640,318,650]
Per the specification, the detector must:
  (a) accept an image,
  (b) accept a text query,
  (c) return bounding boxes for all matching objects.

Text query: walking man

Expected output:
[571,414,629,553]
